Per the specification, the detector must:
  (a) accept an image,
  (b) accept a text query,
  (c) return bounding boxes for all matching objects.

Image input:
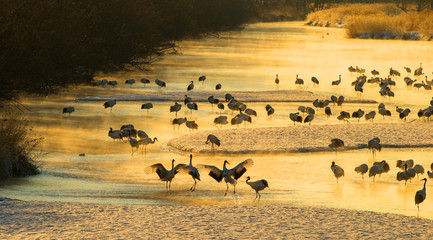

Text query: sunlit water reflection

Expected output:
[2,22,433,219]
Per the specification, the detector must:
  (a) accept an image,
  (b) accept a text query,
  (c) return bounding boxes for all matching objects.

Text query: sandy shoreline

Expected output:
[168,122,433,153]
[1,198,432,239]
[74,90,376,103]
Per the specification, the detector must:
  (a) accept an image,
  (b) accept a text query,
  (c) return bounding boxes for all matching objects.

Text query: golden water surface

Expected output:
[2,22,433,219]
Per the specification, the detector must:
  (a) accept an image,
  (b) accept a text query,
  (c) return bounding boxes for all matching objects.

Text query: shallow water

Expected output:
[2,22,433,219]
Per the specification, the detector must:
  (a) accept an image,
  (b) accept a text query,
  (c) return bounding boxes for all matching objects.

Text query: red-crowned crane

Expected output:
[62,106,75,116]
[206,134,220,150]
[180,154,200,191]
[103,100,116,112]
[246,176,269,202]
[415,178,427,212]
[199,159,253,195]
[145,159,187,191]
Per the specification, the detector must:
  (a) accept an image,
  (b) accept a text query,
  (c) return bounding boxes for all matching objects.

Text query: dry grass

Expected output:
[0,113,41,181]
[306,4,433,40]
[306,4,402,25]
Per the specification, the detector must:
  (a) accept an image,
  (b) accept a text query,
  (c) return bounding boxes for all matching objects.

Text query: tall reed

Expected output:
[0,113,41,181]
[306,4,433,40]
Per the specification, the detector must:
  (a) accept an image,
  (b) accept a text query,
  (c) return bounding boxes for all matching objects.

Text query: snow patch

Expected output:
[168,123,433,153]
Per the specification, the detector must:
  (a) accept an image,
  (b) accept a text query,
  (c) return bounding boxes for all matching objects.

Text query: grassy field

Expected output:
[306,4,433,40]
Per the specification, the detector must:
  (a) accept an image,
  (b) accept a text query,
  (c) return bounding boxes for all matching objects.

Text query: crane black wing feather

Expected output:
[261,179,269,188]
[231,159,253,180]
[190,170,200,180]
[179,166,201,180]
[144,163,168,179]
[198,165,223,182]
[173,164,187,174]
[188,168,201,180]
[415,190,425,204]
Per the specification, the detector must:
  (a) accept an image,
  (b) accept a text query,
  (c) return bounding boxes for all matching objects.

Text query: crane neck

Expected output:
[223,161,228,170]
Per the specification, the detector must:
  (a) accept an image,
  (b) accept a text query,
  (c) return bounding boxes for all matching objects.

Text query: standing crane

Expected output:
[295,74,304,86]
[206,134,220,150]
[331,161,344,183]
[415,178,427,212]
[198,75,206,84]
[187,81,194,91]
[367,137,381,157]
[155,79,166,88]
[62,106,75,116]
[140,137,158,153]
[103,99,116,112]
[354,164,368,179]
[170,102,182,116]
[246,176,269,202]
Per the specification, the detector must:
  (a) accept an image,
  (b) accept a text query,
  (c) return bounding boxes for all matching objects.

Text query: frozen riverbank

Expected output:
[1,198,432,239]
[168,122,433,153]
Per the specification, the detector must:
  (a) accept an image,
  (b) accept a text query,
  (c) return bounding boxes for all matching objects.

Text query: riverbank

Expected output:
[168,122,433,153]
[306,4,433,41]
[1,198,432,239]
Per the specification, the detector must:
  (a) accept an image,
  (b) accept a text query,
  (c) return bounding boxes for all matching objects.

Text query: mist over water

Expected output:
[3,22,433,219]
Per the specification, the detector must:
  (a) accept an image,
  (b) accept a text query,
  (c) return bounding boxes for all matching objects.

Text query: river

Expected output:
[2,21,433,219]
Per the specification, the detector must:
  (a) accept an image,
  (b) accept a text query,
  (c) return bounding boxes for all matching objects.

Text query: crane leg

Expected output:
[233,183,236,194]
[225,183,229,196]
[190,179,197,191]
[258,192,261,203]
